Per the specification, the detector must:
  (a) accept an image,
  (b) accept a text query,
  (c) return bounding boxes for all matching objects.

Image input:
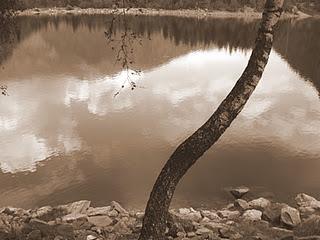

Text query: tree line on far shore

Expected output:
[14,0,320,14]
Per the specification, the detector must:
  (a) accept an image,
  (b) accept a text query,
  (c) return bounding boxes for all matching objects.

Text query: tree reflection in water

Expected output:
[1,15,319,96]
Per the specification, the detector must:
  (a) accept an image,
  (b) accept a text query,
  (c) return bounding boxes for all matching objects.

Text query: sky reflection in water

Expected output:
[0,16,319,209]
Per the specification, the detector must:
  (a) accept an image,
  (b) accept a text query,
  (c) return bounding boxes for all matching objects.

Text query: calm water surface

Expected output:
[0,15,320,209]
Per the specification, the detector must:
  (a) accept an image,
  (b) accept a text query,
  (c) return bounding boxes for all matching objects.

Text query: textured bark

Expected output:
[139,1,284,239]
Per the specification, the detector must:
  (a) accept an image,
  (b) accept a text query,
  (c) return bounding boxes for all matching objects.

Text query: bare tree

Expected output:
[139,0,284,239]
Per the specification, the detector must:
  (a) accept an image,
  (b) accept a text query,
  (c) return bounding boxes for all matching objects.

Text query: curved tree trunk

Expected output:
[139,0,284,239]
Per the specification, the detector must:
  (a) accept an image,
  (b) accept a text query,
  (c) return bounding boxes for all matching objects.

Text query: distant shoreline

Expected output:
[17,7,312,19]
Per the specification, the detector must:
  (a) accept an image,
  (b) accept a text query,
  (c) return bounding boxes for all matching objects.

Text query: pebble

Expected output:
[230,186,250,199]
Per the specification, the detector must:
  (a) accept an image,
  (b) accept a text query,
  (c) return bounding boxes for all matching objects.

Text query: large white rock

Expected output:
[249,198,271,209]
[280,206,301,227]
[242,209,262,221]
[296,193,320,209]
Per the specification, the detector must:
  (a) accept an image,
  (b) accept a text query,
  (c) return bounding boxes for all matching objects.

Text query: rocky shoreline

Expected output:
[16,7,311,19]
[1,190,320,240]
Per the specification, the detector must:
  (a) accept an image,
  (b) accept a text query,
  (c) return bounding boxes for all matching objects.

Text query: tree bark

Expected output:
[139,0,284,239]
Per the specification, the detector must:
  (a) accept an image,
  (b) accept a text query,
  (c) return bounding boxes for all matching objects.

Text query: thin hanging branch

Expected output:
[0,85,8,96]
[105,0,146,97]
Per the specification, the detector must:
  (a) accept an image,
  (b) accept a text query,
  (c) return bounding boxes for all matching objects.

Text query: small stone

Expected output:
[88,216,113,228]
[32,206,53,218]
[62,213,87,222]
[200,217,210,223]
[92,226,103,234]
[281,206,301,227]
[87,206,112,216]
[67,200,91,214]
[242,209,262,221]
[71,217,92,230]
[187,232,196,237]
[177,231,185,237]
[296,193,320,209]
[200,210,221,221]
[189,212,202,222]
[135,212,144,219]
[87,235,97,240]
[271,227,294,235]
[226,203,235,210]
[234,199,250,210]
[218,210,240,219]
[108,210,118,217]
[176,209,202,222]
[111,201,128,214]
[230,186,250,199]
[1,207,18,215]
[204,222,228,231]
[299,206,316,216]
[249,198,271,210]
[195,227,211,235]
[179,208,191,215]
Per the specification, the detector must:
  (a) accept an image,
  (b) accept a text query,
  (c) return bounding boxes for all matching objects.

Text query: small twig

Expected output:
[105,0,148,97]
[0,85,8,96]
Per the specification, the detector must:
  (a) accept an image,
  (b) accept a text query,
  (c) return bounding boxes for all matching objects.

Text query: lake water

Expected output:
[0,15,319,210]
